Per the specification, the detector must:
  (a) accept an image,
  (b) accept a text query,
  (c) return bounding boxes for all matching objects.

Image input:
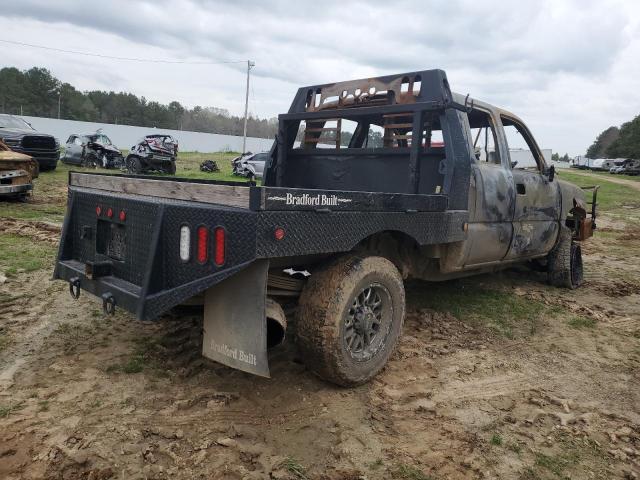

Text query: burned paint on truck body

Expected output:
[54,69,596,378]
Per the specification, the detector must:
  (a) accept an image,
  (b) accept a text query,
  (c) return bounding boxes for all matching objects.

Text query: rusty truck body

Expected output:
[0,139,39,199]
[54,69,597,386]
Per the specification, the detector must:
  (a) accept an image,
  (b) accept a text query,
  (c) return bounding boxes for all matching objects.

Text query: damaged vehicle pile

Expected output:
[61,131,124,169]
[125,134,178,174]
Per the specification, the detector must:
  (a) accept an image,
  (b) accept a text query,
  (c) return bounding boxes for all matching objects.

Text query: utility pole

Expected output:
[242,60,255,154]
[57,90,61,119]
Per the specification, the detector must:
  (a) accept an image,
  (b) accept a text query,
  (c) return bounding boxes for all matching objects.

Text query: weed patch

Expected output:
[568,316,596,329]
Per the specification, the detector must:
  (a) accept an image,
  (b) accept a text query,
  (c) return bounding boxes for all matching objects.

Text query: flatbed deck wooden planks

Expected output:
[70,172,251,209]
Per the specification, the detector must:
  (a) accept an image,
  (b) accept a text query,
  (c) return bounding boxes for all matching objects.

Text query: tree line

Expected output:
[586,115,640,159]
[0,67,278,139]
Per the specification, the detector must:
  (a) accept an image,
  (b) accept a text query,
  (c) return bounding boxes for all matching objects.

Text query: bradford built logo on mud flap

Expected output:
[210,340,257,366]
[268,193,352,207]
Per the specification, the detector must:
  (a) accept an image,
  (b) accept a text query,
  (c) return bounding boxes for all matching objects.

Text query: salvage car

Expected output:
[54,69,597,386]
[0,139,39,199]
[0,114,59,171]
[61,132,124,169]
[232,151,268,178]
[126,134,178,174]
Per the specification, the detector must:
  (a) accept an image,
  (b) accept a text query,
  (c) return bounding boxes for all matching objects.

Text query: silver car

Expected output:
[231,152,268,178]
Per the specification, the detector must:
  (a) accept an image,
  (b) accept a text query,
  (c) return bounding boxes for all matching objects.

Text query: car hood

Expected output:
[89,142,121,154]
[0,127,38,138]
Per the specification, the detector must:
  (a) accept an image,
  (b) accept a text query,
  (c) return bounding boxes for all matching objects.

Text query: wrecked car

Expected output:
[231,151,268,178]
[54,69,597,386]
[0,139,39,199]
[61,132,124,169]
[0,114,59,171]
[125,134,178,174]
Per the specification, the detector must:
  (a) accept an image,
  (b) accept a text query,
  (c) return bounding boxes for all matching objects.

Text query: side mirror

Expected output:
[511,161,518,169]
[545,164,555,182]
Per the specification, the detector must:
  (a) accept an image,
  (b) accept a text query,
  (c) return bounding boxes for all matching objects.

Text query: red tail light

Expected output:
[96,205,102,216]
[106,207,113,218]
[119,210,126,222]
[214,227,225,266]
[197,226,209,263]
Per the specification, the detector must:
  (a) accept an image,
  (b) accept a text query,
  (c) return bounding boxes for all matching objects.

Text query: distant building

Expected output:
[509,148,552,168]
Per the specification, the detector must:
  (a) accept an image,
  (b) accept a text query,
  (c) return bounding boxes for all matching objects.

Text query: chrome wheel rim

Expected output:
[344,283,392,362]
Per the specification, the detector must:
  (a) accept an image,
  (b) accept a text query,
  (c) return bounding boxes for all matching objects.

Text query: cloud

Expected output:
[0,0,639,155]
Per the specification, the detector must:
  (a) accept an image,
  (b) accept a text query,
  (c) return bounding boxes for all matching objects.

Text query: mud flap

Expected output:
[202,259,270,377]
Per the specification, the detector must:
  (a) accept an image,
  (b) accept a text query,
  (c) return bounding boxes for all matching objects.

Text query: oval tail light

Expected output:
[196,226,208,263]
[214,227,225,266]
[179,226,190,262]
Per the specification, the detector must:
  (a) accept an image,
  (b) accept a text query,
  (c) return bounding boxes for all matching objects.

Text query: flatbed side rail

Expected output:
[258,186,448,212]
[69,172,253,209]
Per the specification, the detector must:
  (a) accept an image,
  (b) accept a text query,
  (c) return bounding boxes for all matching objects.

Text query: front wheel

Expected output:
[547,226,584,289]
[296,255,405,386]
[127,156,144,174]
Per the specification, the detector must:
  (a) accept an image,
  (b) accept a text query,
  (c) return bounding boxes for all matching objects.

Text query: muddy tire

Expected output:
[547,226,583,289]
[297,255,405,386]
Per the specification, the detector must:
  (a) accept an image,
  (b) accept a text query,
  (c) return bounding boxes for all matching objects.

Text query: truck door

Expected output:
[500,115,560,259]
[462,108,515,266]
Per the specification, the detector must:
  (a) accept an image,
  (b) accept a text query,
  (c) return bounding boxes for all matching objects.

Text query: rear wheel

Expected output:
[547,226,583,289]
[296,255,405,386]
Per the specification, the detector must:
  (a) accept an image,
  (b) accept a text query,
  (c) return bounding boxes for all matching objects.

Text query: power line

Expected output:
[0,38,246,65]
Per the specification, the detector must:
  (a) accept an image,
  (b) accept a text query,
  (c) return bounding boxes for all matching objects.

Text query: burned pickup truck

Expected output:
[54,69,597,386]
[0,139,39,199]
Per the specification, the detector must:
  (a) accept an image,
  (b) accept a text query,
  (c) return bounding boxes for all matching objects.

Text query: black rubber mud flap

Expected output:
[202,259,270,377]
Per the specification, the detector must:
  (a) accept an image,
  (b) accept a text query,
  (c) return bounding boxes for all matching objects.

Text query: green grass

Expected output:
[407,281,546,338]
[281,456,308,480]
[391,464,433,480]
[534,451,579,478]
[0,233,56,276]
[567,316,597,329]
[0,152,244,223]
[106,336,159,374]
[564,169,640,182]
[0,402,24,418]
[490,433,503,446]
[557,170,640,212]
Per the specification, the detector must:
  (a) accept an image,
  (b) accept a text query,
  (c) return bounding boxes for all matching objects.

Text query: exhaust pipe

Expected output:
[265,298,287,348]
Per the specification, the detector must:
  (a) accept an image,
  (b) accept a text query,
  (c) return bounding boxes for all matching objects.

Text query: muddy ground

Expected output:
[1,180,639,479]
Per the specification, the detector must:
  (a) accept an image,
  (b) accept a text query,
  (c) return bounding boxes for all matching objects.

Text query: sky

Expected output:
[0,0,639,156]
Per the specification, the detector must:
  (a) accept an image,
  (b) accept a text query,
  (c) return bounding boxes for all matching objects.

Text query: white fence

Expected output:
[20,115,275,153]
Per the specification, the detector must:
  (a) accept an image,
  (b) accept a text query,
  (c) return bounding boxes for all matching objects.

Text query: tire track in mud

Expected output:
[0,271,73,389]
[0,218,61,245]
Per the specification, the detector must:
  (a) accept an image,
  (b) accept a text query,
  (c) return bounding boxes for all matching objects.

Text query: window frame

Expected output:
[500,114,547,172]
[467,107,502,167]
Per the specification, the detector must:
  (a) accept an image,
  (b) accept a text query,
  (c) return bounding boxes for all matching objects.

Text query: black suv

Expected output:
[0,114,59,171]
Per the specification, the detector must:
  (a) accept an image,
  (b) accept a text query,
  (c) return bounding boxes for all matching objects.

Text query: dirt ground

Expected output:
[1,199,639,479]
